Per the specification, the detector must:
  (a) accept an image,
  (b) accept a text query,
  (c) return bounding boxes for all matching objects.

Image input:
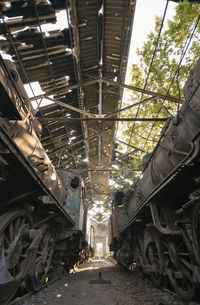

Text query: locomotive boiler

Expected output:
[0,56,90,305]
[110,56,200,301]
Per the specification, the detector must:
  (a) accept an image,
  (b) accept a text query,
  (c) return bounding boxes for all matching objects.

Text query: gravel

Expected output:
[15,260,197,305]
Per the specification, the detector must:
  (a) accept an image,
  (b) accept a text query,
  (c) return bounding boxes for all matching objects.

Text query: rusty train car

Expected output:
[110,57,200,301]
[0,56,90,305]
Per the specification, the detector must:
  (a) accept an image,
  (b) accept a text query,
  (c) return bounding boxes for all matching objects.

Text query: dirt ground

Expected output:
[17,260,191,305]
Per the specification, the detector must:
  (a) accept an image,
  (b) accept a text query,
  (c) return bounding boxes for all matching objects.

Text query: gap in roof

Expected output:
[109,0,178,192]
[0,51,12,61]
[24,82,54,110]
[127,0,177,81]
[0,52,53,110]
[38,10,69,32]
[116,0,178,149]
[23,10,70,110]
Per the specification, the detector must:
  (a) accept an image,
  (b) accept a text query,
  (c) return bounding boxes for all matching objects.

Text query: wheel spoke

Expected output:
[164,236,198,301]
[28,226,54,291]
[0,210,33,305]
[144,229,164,286]
[4,232,10,248]
[9,223,15,241]
[14,217,21,233]
[133,233,144,275]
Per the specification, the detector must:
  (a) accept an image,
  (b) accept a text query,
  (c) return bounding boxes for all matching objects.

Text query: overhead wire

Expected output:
[126,2,200,155]
[126,0,169,150]
[141,12,200,150]
[166,13,200,96]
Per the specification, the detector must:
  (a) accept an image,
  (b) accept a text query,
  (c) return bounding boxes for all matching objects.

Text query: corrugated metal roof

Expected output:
[0,0,136,218]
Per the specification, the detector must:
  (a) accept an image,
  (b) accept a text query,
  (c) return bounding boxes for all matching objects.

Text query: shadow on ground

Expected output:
[20,260,186,305]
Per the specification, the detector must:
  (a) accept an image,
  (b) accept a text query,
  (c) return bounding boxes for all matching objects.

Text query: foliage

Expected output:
[94,212,104,222]
[125,0,200,152]
[105,255,117,264]
[103,0,200,210]
[103,159,139,210]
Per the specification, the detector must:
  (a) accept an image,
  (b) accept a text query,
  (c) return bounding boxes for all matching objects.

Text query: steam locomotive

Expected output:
[110,57,200,301]
[0,56,90,305]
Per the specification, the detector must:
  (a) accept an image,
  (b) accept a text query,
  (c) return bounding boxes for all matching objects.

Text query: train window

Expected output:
[115,190,124,206]
[70,176,79,189]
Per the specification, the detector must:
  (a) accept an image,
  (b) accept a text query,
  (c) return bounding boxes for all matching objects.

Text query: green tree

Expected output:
[104,0,200,209]
[125,0,200,152]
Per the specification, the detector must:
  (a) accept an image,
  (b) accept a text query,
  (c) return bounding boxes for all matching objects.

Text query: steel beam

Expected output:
[69,0,94,202]
[69,168,141,172]
[105,96,156,117]
[38,117,170,122]
[37,96,95,118]
[45,134,95,154]
[29,79,99,102]
[102,79,184,103]
[116,139,145,152]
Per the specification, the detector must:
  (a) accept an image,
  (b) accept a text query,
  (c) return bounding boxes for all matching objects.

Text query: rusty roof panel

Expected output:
[0,0,136,206]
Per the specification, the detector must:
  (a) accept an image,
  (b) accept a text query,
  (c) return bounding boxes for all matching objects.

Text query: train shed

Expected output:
[0,0,136,223]
[2,1,200,305]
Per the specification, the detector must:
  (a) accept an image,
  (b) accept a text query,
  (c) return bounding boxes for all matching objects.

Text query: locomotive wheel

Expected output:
[28,225,54,291]
[133,234,144,276]
[144,229,164,286]
[164,238,198,301]
[0,210,32,304]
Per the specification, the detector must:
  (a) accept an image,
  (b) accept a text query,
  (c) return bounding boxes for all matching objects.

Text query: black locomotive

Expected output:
[0,56,90,305]
[110,57,200,301]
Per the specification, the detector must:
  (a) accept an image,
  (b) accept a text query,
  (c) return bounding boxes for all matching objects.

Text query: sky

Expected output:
[125,0,177,81]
